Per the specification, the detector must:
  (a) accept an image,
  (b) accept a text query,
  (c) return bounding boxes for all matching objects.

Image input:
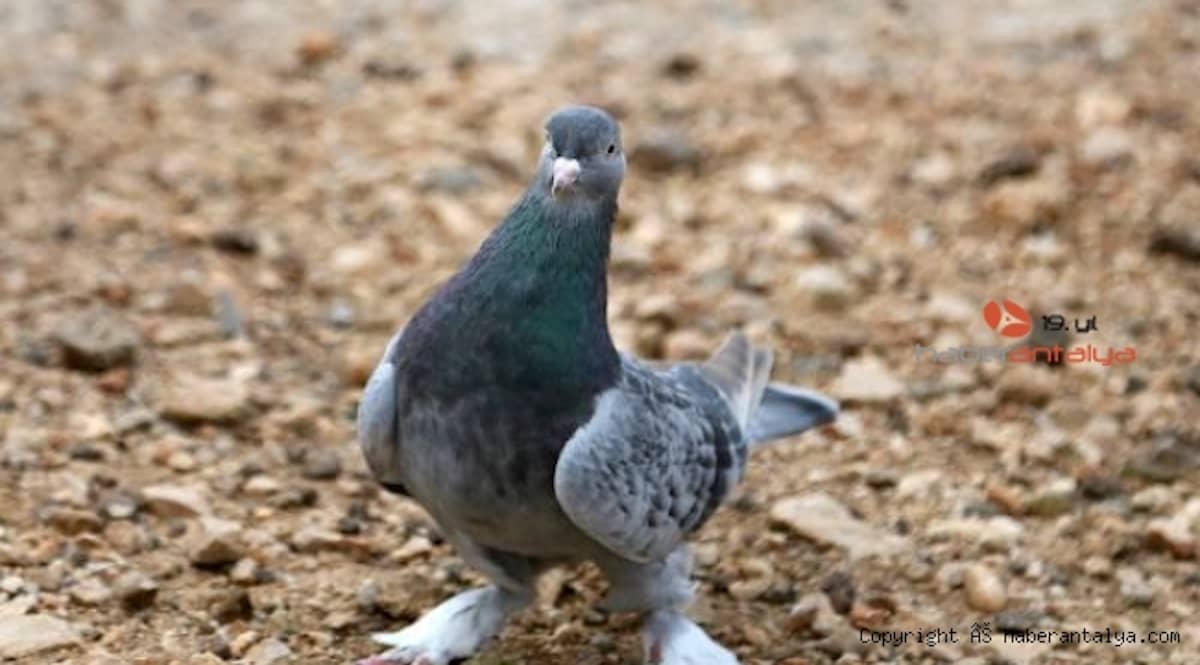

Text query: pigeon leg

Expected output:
[356,585,530,665]
[595,546,694,613]
[641,610,739,665]
[596,548,738,664]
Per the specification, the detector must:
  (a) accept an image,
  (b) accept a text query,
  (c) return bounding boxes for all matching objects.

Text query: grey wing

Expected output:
[357,332,404,485]
[553,357,746,563]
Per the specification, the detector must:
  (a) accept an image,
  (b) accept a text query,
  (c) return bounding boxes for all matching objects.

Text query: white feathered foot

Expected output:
[356,586,529,665]
[642,610,739,665]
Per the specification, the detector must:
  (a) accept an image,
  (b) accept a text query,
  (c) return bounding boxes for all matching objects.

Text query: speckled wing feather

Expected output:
[553,356,747,563]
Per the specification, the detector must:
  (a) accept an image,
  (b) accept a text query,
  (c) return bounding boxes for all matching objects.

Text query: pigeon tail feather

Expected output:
[700,332,839,445]
[698,332,773,430]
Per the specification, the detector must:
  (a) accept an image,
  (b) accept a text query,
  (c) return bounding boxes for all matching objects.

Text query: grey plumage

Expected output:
[354,105,838,665]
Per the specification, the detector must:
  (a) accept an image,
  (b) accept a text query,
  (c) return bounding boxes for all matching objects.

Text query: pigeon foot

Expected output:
[355,586,526,665]
[642,611,739,665]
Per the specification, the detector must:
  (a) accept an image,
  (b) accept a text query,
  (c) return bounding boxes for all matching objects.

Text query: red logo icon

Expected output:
[983,299,1032,338]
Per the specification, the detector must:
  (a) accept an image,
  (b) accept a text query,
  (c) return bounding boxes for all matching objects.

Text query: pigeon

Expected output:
[355,105,838,665]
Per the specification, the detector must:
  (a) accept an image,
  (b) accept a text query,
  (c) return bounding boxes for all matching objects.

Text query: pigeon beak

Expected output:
[551,157,581,199]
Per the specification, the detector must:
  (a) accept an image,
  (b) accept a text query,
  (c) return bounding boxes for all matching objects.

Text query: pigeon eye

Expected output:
[607,143,616,155]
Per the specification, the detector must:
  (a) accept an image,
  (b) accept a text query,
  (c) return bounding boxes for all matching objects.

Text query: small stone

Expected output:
[1079,127,1133,168]
[188,517,243,567]
[995,610,1042,633]
[795,265,854,310]
[292,527,345,553]
[229,630,260,658]
[770,492,906,560]
[1131,486,1175,513]
[68,578,112,606]
[167,451,197,472]
[1023,477,1077,517]
[1082,555,1112,578]
[984,484,1025,516]
[52,306,140,372]
[418,166,483,195]
[1077,473,1123,501]
[245,637,291,664]
[327,300,355,328]
[819,572,856,614]
[161,279,212,316]
[1149,227,1200,263]
[104,495,140,520]
[303,449,342,480]
[662,52,701,78]
[209,589,253,623]
[0,614,80,658]
[142,483,209,517]
[663,329,711,360]
[391,535,433,562]
[114,571,158,612]
[963,564,1007,612]
[0,577,23,595]
[298,31,338,66]
[631,128,700,173]
[210,228,259,255]
[1146,517,1197,559]
[830,357,905,403]
[1186,366,1200,397]
[229,558,261,586]
[45,507,103,535]
[910,152,958,189]
[157,375,250,424]
[242,475,282,496]
[1075,88,1132,128]
[1117,568,1155,607]
[927,517,1024,551]
[978,145,1040,187]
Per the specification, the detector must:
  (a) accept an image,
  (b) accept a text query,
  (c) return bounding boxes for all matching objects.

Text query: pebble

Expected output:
[1116,568,1155,607]
[1131,486,1175,513]
[157,375,250,424]
[291,527,346,553]
[187,517,244,567]
[1080,127,1134,168]
[142,483,210,517]
[1023,477,1078,517]
[229,630,261,658]
[52,306,141,372]
[68,578,112,606]
[229,558,262,585]
[0,576,23,595]
[631,128,700,173]
[302,449,342,480]
[210,228,260,255]
[44,506,103,535]
[978,145,1040,186]
[663,329,711,360]
[795,265,854,310]
[242,475,282,496]
[0,614,80,658]
[391,535,434,562]
[245,637,292,664]
[770,492,907,560]
[829,356,905,403]
[1145,516,1197,559]
[927,516,1024,551]
[1149,226,1200,263]
[963,564,1007,612]
[113,571,158,612]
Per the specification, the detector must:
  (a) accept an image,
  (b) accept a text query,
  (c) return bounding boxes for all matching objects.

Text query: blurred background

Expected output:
[0,1,1197,663]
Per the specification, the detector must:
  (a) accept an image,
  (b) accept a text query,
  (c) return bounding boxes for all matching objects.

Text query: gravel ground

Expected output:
[1,1,1198,664]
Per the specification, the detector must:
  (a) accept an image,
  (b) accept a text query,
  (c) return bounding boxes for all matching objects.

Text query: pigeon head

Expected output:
[537,106,625,205]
